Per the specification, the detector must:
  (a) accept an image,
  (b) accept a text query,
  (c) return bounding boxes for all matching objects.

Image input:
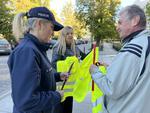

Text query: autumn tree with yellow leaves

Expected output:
[61,0,86,39]
[10,0,50,13]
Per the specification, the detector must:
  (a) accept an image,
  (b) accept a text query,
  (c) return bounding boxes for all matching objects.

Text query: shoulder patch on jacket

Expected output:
[120,43,143,57]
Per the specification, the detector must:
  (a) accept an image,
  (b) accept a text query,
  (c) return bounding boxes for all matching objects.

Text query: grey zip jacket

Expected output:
[91,30,150,113]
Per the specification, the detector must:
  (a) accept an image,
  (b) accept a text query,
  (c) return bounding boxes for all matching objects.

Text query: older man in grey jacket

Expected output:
[90,5,150,113]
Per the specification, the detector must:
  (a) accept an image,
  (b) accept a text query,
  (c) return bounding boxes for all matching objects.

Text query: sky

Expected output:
[50,0,75,16]
[121,0,136,7]
[50,0,137,17]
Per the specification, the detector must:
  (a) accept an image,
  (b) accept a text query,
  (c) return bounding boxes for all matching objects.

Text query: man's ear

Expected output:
[131,15,140,27]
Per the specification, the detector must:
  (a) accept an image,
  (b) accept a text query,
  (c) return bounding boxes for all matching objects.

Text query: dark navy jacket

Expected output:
[8,33,61,113]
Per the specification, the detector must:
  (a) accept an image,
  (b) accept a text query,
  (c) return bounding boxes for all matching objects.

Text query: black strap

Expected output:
[140,36,150,76]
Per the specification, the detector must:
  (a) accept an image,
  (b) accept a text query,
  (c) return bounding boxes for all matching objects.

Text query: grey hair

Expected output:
[12,13,51,40]
[56,26,76,56]
[120,5,146,28]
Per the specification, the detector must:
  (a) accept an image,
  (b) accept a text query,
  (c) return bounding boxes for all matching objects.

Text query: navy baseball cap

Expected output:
[26,7,64,31]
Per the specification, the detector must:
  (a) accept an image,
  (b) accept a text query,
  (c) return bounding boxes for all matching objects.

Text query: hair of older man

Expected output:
[120,5,146,29]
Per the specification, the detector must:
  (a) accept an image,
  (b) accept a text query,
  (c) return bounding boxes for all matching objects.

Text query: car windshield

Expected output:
[0,39,9,44]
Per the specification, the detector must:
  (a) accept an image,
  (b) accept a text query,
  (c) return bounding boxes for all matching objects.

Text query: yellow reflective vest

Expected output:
[73,47,99,102]
[57,56,79,101]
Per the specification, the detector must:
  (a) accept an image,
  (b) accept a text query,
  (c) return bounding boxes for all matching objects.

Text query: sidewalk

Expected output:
[0,93,13,113]
[0,42,118,113]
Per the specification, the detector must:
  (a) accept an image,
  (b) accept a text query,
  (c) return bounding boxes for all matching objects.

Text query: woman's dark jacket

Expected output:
[7,33,61,113]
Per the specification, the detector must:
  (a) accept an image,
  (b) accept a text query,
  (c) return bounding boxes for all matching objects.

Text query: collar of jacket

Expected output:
[24,33,50,52]
[122,29,144,45]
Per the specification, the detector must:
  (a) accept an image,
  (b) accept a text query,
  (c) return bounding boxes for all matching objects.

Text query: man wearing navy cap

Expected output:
[8,7,69,113]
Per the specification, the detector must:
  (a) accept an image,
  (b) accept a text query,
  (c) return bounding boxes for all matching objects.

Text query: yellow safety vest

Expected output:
[73,47,99,102]
[57,56,79,101]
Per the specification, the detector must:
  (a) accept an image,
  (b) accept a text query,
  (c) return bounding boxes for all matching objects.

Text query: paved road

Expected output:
[99,43,118,64]
[0,55,11,99]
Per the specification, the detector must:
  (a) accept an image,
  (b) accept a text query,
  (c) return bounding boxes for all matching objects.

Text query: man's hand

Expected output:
[90,64,99,74]
[95,61,108,67]
[60,72,70,81]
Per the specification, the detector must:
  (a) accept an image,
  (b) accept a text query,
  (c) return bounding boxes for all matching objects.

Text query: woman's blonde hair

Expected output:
[56,26,76,56]
[12,13,27,40]
[12,12,50,40]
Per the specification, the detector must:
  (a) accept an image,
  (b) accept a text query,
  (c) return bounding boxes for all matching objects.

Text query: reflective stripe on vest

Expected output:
[56,81,75,92]
[92,97,103,113]
[57,81,75,86]
[92,96,103,107]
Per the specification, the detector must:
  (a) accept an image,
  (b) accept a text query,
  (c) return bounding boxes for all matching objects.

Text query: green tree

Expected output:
[0,0,13,41]
[61,0,86,39]
[146,1,150,29]
[76,0,120,44]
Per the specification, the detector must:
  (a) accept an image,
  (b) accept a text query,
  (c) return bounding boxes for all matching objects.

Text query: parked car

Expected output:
[0,38,12,55]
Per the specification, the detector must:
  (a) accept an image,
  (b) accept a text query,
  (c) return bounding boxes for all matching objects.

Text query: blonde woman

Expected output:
[51,26,86,113]
[7,7,69,113]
